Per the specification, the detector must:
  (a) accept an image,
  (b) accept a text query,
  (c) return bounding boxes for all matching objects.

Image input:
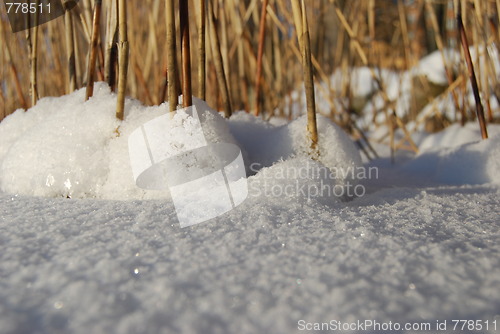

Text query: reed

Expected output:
[116,0,129,120]
[208,0,232,118]
[105,0,118,90]
[457,1,489,139]
[291,0,318,152]
[0,19,27,109]
[254,0,269,116]
[85,0,102,100]
[179,0,193,107]
[166,0,178,112]
[64,0,77,93]
[1,0,498,153]
[197,0,206,100]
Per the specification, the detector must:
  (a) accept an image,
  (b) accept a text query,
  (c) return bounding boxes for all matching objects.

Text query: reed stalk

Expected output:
[197,0,206,100]
[0,20,27,109]
[254,0,269,116]
[26,4,39,107]
[116,0,129,120]
[86,0,103,100]
[424,0,462,121]
[64,0,77,92]
[31,22,39,106]
[457,2,489,139]
[105,0,118,90]
[208,0,232,117]
[291,0,318,152]
[166,0,178,112]
[180,0,193,107]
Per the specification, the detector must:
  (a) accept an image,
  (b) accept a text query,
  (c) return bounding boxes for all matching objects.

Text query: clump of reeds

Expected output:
[0,0,498,152]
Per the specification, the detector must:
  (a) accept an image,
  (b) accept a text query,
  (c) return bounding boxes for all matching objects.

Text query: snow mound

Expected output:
[0,85,241,199]
[0,84,121,198]
[248,157,343,205]
[102,97,241,201]
[229,112,362,191]
[0,85,361,202]
[403,134,500,185]
[419,123,500,152]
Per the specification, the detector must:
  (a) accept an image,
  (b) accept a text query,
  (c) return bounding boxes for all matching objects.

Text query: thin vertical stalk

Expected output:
[180,0,193,107]
[26,3,39,107]
[291,0,318,152]
[425,0,462,120]
[457,2,488,139]
[32,11,39,106]
[208,0,232,117]
[496,0,500,43]
[300,0,317,152]
[116,0,129,120]
[254,0,269,116]
[398,1,411,76]
[86,0,103,100]
[368,0,375,42]
[219,4,230,91]
[313,0,326,68]
[105,0,118,90]
[0,20,27,109]
[198,0,206,100]
[0,89,4,120]
[64,0,77,92]
[166,0,178,112]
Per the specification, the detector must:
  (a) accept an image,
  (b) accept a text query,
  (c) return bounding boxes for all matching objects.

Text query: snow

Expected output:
[418,123,500,152]
[295,46,500,139]
[229,111,362,192]
[411,49,459,86]
[0,87,361,201]
[0,83,499,333]
[402,132,500,186]
[0,179,499,333]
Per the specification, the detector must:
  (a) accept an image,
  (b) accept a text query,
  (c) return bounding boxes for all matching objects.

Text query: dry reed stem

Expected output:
[26,6,39,107]
[254,0,269,116]
[33,14,39,106]
[424,1,461,113]
[166,0,178,112]
[133,60,154,105]
[197,0,206,100]
[180,0,193,107]
[208,0,232,117]
[105,0,118,90]
[86,0,102,100]
[457,3,489,139]
[291,0,318,152]
[332,0,417,154]
[64,1,77,92]
[116,0,129,120]
[0,20,27,109]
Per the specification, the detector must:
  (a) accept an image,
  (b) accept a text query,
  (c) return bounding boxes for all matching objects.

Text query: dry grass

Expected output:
[0,0,499,146]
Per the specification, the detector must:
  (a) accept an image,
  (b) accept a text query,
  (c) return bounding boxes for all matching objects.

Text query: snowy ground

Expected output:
[0,86,499,333]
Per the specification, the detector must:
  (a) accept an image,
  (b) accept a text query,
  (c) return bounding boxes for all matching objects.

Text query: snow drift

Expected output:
[0,83,362,202]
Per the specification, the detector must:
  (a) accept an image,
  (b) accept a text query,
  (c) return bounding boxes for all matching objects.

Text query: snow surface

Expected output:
[0,85,499,333]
